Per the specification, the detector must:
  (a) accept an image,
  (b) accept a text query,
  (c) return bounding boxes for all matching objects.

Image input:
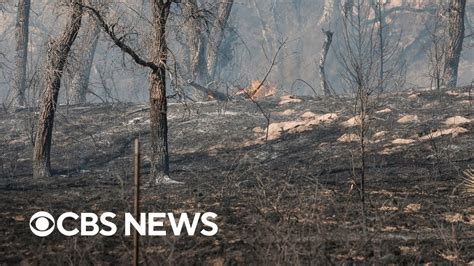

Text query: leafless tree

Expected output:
[206,0,234,82]
[370,0,406,92]
[0,3,6,73]
[270,0,305,88]
[148,0,173,182]
[33,0,84,178]
[251,0,275,61]
[319,0,404,95]
[335,0,382,234]
[7,0,31,110]
[426,7,448,92]
[181,0,203,82]
[319,0,353,25]
[180,0,234,86]
[375,0,385,90]
[83,0,178,183]
[68,12,101,105]
[443,0,466,87]
[319,29,333,96]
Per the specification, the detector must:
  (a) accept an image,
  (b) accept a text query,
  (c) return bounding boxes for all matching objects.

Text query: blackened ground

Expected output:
[0,88,473,264]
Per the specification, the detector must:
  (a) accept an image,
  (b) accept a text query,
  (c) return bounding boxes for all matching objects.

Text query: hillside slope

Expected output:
[0,87,473,264]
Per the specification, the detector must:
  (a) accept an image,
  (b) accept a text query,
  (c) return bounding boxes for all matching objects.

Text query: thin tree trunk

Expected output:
[377,2,384,92]
[291,0,303,84]
[251,0,275,59]
[443,0,466,87]
[359,97,367,236]
[69,14,100,105]
[319,29,333,96]
[8,0,30,110]
[33,1,83,178]
[196,34,210,84]
[206,0,233,81]
[150,0,171,182]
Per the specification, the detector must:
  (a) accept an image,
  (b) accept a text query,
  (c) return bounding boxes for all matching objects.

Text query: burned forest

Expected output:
[0,0,473,264]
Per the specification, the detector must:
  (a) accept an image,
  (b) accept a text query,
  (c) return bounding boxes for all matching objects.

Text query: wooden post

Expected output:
[133,138,140,266]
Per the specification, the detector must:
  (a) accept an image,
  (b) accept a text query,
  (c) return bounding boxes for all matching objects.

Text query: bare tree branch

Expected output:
[244,39,286,141]
[79,3,160,71]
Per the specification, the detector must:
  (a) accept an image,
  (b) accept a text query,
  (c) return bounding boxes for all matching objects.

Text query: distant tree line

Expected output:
[0,0,469,181]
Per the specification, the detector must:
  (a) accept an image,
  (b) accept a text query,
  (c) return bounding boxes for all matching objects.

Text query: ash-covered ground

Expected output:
[0,88,473,264]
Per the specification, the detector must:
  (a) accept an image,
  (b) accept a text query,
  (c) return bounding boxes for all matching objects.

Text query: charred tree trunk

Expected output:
[319,29,333,96]
[83,1,175,183]
[443,0,466,87]
[205,0,233,81]
[182,0,202,81]
[181,0,234,94]
[69,14,100,104]
[150,0,171,182]
[33,1,83,178]
[8,0,30,110]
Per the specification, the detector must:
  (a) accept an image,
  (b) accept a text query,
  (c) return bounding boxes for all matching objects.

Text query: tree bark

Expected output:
[8,0,30,110]
[180,0,234,92]
[443,0,466,87]
[319,29,333,96]
[69,13,100,105]
[205,0,234,81]
[150,0,171,182]
[182,0,202,81]
[82,1,174,183]
[33,1,83,178]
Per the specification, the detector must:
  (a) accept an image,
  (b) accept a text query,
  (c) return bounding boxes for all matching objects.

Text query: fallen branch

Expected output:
[187,80,228,101]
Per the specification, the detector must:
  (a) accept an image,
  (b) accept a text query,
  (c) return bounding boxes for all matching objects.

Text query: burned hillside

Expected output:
[1,87,473,264]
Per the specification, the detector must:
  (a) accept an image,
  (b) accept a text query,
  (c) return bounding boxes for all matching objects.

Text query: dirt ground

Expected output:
[0,88,473,264]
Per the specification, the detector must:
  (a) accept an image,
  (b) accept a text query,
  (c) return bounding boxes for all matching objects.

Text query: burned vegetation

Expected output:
[1,87,473,264]
[0,0,473,265]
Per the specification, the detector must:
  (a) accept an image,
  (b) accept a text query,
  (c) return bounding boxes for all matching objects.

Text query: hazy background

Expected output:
[0,0,473,102]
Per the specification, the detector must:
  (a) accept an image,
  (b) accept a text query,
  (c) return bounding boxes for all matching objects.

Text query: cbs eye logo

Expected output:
[29,211,55,237]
